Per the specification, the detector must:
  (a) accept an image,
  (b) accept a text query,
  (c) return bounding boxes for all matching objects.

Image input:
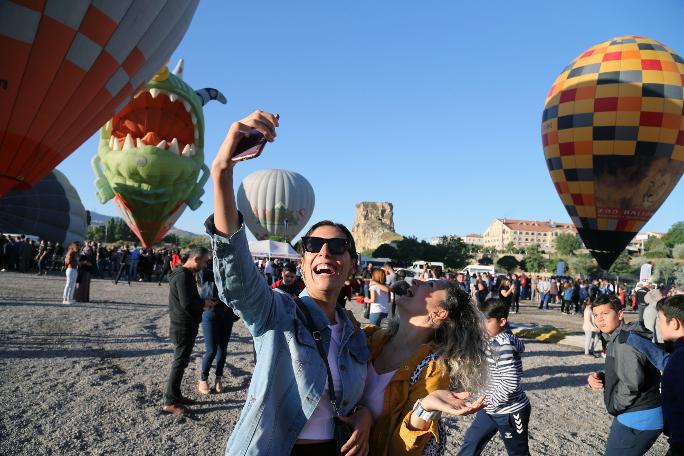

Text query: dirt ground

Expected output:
[0,272,668,455]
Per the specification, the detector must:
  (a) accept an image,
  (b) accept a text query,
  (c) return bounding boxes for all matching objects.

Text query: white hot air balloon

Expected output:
[236,169,315,242]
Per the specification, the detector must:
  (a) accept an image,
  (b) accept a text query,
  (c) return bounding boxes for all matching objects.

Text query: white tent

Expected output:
[248,240,300,260]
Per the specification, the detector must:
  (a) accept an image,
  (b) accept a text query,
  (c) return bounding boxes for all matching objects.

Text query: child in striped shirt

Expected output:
[458,298,531,456]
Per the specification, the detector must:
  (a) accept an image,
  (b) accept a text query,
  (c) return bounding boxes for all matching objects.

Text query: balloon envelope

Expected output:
[541,36,684,269]
[0,169,86,245]
[0,0,199,196]
[237,169,315,242]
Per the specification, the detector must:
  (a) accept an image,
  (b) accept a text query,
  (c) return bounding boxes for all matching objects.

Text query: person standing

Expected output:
[62,243,79,304]
[365,268,391,326]
[162,246,213,414]
[587,294,663,456]
[458,298,531,456]
[129,245,141,282]
[263,257,273,285]
[74,249,94,303]
[582,300,601,357]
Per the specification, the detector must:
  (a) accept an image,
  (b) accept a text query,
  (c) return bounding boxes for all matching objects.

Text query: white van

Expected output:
[411,260,445,272]
[460,264,495,276]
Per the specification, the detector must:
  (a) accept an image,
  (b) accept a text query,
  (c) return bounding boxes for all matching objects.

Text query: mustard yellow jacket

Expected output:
[365,326,450,456]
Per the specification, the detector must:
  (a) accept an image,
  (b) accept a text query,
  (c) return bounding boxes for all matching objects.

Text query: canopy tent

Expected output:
[248,240,299,260]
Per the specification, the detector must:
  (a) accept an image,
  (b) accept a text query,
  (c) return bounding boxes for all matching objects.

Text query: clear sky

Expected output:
[58,0,684,241]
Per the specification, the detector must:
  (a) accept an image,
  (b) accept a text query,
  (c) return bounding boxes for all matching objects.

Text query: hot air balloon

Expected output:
[0,169,86,245]
[91,60,226,247]
[236,169,316,242]
[541,36,684,269]
[0,0,199,197]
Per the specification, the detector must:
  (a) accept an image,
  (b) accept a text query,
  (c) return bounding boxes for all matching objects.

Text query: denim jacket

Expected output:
[205,215,369,456]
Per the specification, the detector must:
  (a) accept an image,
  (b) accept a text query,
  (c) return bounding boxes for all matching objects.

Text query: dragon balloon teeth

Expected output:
[107,85,200,157]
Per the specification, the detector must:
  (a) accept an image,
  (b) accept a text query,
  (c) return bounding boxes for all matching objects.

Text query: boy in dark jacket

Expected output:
[587,294,663,456]
[625,294,684,456]
[162,246,213,415]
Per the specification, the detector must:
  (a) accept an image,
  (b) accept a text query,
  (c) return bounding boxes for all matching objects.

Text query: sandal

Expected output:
[215,377,223,393]
[198,380,210,395]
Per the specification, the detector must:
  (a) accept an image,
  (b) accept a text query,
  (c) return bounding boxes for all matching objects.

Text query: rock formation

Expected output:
[351,202,403,253]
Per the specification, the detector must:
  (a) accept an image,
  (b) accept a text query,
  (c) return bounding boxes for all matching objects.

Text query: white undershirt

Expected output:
[298,321,343,440]
[361,363,397,421]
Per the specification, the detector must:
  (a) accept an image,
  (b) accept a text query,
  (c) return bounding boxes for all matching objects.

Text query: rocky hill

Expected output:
[351,202,403,252]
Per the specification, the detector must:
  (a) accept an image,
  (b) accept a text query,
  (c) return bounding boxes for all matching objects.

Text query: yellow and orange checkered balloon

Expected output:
[541,36,684,269]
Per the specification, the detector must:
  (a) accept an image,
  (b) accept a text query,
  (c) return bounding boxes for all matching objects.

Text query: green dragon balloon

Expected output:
[91,60,226,247]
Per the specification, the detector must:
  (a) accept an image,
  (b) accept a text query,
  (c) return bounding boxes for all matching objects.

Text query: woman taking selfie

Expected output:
[208,111,371,456]
[363,279,489,455]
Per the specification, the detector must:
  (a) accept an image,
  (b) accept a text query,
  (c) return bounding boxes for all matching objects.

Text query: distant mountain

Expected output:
[87,210,202,238]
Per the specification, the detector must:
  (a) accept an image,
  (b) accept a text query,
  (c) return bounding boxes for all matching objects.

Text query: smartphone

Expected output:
[231,114,279,162]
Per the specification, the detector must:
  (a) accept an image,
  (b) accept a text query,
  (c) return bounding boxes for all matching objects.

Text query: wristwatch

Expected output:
[412,399,441,422]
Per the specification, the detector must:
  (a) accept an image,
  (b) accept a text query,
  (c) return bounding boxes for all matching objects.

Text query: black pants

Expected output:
[164,324,199,406]
[458,404,531,456]
[604,418,661,456]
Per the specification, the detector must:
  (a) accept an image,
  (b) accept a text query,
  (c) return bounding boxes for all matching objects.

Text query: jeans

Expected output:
[458,404,531,456]
[604,417,661,456]
[164,324,199,405]
[200,308,234,381]
[37,257,46,275]
[538,292,549,309]
[128,261,138,281]
[368,312,388,327]
[584,330,601,354]
[63,267,78,301]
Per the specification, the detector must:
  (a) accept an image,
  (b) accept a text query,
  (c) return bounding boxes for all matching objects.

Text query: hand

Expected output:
[212,110,279,172]
[587,372,604,390]
[339,407,371,456]
[204,299,217,309]
[420,390,486,417]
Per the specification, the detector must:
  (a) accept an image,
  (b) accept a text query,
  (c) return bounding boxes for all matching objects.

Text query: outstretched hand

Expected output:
[421,390,486,417]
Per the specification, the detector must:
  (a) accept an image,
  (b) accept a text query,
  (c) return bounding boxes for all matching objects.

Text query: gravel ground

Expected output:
[0,272,668,455]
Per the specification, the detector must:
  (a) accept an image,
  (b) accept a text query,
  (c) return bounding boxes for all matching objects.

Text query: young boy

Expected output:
[458,298,531,456]
[587,294,663,456]
[625,295,684,456]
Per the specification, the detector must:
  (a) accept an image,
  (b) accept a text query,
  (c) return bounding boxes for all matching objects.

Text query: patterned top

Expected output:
[484,332,529,414]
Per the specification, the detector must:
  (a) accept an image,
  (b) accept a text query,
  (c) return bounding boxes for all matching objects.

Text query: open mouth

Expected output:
[106,88,198,157]
[313,263,337,277]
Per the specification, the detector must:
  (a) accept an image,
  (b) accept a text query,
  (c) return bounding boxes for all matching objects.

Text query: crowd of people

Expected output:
[151,110,684,456]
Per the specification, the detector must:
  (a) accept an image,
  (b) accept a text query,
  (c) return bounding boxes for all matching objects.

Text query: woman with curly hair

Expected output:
[362,279,489,455]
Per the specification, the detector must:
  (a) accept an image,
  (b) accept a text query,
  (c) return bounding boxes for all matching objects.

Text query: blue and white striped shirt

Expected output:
[484,332,529,414]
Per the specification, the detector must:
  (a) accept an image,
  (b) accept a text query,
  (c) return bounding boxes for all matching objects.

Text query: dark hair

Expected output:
[656,294,684,324]
[283,264,297,274]
[479,298,509,320]
[297,220,358,263]
[188,246,209,260]
[591,294,622,312]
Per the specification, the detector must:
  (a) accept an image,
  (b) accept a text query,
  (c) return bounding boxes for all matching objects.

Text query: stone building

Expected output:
[482,218,576,252]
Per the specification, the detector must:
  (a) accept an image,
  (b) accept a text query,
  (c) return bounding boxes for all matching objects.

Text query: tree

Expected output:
[644,238,671,258]
[672,243,684,260]
[555,233,581,256]
[373,244,398,259]
[479,256,493,265]
[653,258,680,286]
[521,244,545,273]
[497,255,519,273]
[662,221,684,247]
[567,253,596,276]
[268,235,288,242]
[504,241,516,254]
[608,250,632,275]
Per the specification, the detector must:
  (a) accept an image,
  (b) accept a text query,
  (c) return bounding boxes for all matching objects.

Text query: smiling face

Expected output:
[592,304,624,334]
[396,279,450,320]
[301,225,355,296]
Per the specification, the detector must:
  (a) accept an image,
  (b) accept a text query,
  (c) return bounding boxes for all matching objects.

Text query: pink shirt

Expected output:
[361,363,397,421]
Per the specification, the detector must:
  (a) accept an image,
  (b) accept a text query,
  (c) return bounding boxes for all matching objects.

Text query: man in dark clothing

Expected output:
[162,246,213,415]
[270,264,303,297]
[634,282,651,321]
[587,294,662,456]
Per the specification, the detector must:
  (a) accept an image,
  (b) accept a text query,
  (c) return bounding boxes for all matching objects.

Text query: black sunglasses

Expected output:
[301,236,350,255]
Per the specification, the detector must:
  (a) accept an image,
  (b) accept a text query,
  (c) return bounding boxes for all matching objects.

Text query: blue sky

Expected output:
[58,0,684,240]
